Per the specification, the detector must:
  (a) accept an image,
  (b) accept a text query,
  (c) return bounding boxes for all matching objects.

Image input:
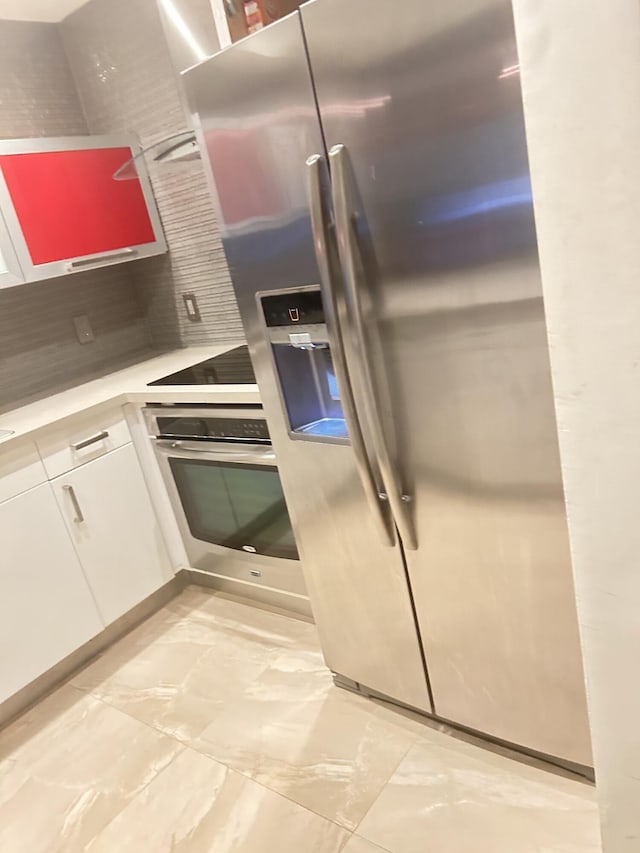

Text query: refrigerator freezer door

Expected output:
[302,0,591,765]
[184,14,432,712]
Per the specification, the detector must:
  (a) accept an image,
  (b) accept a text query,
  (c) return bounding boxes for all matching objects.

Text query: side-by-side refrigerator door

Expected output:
[184,13,431,713]
[301,0,592,765]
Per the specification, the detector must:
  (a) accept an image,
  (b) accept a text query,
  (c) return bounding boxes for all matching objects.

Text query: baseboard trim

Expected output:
[0,570,313,730]
[179,568,314,621]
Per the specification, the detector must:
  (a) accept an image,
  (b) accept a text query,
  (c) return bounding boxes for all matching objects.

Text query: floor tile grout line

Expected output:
[6,680,355,846]
[8,600,430,846]
[348,835,393,853]
[75,670,421,837]
[337,831,356,853]
[4,685,191,850]
[84,689,196,752]
[184,736,359,834]
[173,742,357,843]
[84,741,190,848]
[348,737,417,840]
[83,737,354,850]
[2,595,600,853]
[73,643,277,743]
[9,637,421,846]
[60,609,365,835]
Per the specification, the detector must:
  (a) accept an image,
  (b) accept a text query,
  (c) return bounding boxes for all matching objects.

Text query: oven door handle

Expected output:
[154,439,277,466]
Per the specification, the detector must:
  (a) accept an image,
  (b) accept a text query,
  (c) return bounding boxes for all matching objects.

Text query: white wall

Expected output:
[0,0,90,22]
[513,1,640,849]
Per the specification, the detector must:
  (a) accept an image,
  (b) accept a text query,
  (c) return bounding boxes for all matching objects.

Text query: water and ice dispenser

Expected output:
[260,288,348,441]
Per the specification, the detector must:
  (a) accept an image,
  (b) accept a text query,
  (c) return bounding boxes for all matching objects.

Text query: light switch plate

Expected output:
[73,314,95,344]
[183,292,202,322]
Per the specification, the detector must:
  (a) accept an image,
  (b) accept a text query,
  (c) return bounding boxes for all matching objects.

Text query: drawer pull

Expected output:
[63,484,85,523]
[71,430,109,451]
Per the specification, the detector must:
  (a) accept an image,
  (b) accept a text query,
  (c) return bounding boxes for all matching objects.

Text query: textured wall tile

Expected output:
[61,0,245,349]
[0,21,87,139]
[0,21,151,413]
[0,267,150,411]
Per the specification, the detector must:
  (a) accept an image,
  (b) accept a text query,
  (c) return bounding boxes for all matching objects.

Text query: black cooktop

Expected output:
[147,345,256,386]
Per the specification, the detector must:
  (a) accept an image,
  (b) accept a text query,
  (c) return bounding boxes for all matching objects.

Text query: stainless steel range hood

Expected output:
[115,0,228,178]
[158,0,228,72]
[112,131,200,180]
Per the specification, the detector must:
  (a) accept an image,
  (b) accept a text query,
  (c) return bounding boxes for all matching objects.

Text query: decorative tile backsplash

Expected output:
[0,267,150,411]
[0,20,151,413]
[61,0,245,349]
[0,2,245,412]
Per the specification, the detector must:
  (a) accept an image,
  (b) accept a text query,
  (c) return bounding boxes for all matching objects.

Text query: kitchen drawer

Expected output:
[36,408,131,479]
[0,439,46,503]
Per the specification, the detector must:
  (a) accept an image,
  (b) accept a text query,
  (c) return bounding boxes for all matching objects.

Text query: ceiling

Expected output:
[0,0,91,22]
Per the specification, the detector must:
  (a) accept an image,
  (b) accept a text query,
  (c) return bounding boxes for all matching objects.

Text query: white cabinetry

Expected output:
[51,443,172,625]
[0,207,23,288]
[0,483,103,703]
[0,440,45,503]
[36,408,131,479]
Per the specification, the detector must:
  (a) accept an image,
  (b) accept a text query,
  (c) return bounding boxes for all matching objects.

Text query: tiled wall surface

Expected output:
[0,268,149,410]
[61,0,245,349]
[1,2,245,412]
[0,20,86,138]
[0,20,150,412]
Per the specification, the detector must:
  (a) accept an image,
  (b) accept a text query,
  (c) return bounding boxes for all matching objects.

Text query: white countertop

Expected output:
[0,345,261,448]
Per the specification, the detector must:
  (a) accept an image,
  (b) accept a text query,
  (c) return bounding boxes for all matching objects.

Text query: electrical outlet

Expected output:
[73,314,95,344]
[183,292,202,322]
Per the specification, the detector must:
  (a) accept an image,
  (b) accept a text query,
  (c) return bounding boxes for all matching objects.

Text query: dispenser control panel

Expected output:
[261,289,325,327]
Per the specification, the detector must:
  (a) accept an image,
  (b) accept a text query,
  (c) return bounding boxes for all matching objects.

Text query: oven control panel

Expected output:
[156,415,270,442]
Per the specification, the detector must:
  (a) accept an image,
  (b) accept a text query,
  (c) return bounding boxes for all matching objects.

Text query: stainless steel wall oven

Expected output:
[144,405,307,612]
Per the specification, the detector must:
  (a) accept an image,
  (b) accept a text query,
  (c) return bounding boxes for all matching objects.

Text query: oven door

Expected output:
[154,439,304,595]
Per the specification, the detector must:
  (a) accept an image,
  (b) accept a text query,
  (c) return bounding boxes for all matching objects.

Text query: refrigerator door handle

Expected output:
[329,143,417,550]
[307,153,396,547]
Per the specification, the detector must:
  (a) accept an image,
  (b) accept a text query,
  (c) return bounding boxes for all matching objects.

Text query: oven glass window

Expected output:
[169,458,299,560]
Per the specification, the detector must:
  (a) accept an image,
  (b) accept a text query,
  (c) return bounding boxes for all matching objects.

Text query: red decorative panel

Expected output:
[0,147,156,265]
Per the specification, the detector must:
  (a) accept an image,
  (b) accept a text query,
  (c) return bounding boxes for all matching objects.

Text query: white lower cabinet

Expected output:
[0,483,103,703]
[52,443,172,626]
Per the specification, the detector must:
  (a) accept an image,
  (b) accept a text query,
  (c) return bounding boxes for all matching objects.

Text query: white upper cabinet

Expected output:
[0,134,167,286]
[0,206,23,289]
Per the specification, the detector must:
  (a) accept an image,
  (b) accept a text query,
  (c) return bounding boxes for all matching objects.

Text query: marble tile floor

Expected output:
[0,586,602,852]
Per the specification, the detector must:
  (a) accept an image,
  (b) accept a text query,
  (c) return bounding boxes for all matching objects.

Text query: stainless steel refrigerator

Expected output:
[185,0,592,768]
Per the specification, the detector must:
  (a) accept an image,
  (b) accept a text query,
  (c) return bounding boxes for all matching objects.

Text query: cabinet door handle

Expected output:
[63,484,85,523]
[71,430,109,451]
[66,249,137,271]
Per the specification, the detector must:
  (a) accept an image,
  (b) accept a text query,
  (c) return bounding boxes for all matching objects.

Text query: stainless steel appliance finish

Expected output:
[185,0,592,766]
[185,18,432,714]
[145,405,310,616]
[156,0,221,75]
